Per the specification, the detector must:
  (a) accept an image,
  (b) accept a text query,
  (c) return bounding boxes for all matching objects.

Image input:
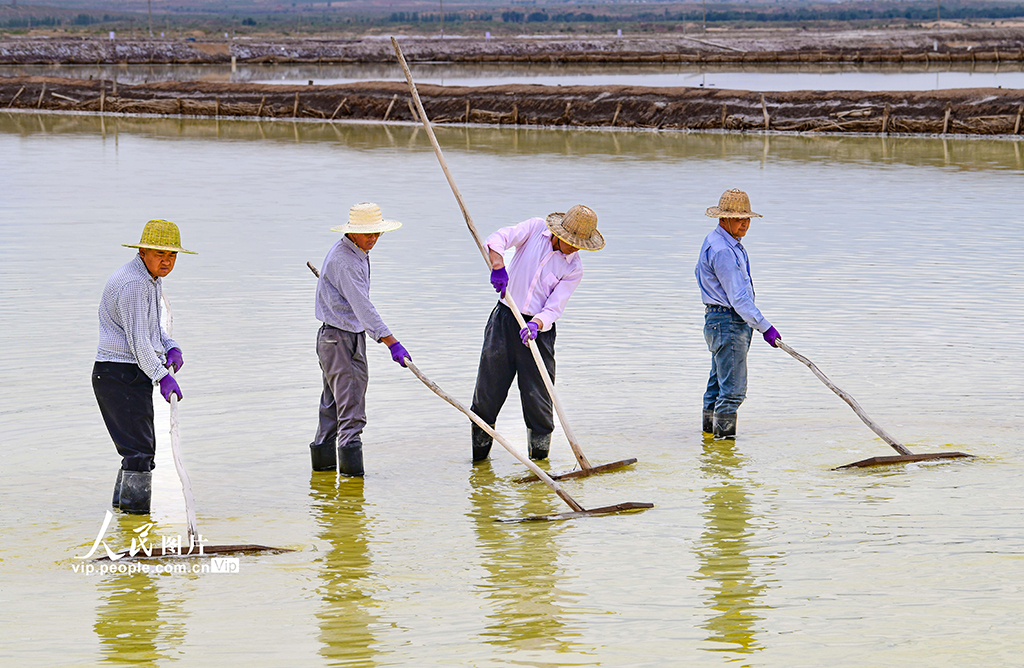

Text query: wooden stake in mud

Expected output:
[100,86,105,113]
[256,96,265,117]
[408,98,420,123]
[383,94,397,121]
[7,85,25,108]
[761,94,770,130]
[464,98,471,123]
[721,103,728,129]
[882,103,891,134]
[776,340,974,469]
[330,97,347,120]
[293,92,300,118]
[36,83,46,109]
[215,96,220,117]
[391,36,639,482]
[611,102,621,127]
[943,105,952,134]
[1014,104,1023,135]
[306,262,649,520]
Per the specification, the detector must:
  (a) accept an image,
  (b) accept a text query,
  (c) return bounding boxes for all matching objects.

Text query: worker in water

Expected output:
[470,204,605,462]
[310,202,411,476]
[93,219,196,514]
[695,188,782,439]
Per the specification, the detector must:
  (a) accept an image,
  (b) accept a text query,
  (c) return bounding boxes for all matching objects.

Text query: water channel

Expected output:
[5,60,1024,90]
[1,111,1022,666]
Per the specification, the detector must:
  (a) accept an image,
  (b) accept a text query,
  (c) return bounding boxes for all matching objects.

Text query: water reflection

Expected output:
[3,111,1022,174]
[469,462,581,657]
[93,516,186,665]
[309,474,379,666]
[696,438,766,654]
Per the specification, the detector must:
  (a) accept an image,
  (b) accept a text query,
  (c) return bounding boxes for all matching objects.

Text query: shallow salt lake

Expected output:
[0,112,1022,666]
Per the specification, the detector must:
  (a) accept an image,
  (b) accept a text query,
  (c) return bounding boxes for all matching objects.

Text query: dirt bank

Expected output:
[3,76,1023,136]
[2,24,1024,65]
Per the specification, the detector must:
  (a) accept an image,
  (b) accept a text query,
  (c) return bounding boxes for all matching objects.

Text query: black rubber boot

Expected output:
[119,470,152,515]
[338,439,364,477]
[472,423,495,462]
[702,410,714,435]
[527,429,551,460]
[310,441,337,472]
[713,413,737,440]
[112,469,123,508]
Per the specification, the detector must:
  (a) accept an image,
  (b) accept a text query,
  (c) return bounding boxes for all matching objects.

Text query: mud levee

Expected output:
[3,76,1023,136]
[2,28,1024,66]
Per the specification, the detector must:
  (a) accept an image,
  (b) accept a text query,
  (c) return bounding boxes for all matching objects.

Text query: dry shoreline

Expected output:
[3,25,1024,66]
[3,76,1023,136]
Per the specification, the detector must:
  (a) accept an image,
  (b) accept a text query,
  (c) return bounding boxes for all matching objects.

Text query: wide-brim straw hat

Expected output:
[545,204,605,251]
[705,188,762,219]
[330,202,402,234]
[122,219,197,254]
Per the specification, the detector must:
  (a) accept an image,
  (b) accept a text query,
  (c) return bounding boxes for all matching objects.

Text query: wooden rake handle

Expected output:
[776,340,913,456]
[390,36,592,471]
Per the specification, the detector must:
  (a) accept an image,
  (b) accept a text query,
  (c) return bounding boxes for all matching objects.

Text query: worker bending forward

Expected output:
[470,205,605,462]
[310,203,411,476]
[695,189,781,440]
[93,219,196,514]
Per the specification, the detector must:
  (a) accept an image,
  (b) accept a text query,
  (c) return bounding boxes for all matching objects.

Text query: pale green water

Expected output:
[1,112,1022,666]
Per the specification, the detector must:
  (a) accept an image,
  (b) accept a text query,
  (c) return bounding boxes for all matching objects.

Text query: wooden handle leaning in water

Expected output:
[775,340,913,456]
[390,36,593,472]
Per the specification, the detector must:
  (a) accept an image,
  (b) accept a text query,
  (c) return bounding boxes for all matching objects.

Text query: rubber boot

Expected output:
[702,409,714,435]
[527,429,551,460]
[337,439,364,477]
[472,423,495,462]
[118,470,152,515]
[712,413,737,440]
[310,441,337,472]
[112,469,123,508]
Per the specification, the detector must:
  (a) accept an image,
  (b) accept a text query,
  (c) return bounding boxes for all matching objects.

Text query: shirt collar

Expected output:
[131,253,159,284]
[341,235,368,258]
[714,224,741,248]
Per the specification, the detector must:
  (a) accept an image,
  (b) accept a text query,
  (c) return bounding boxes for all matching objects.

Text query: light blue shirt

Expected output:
[315,236,392,342]
[695,225,771,334]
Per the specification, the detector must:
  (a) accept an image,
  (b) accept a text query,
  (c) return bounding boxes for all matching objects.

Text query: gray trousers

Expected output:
[314,324,368,449]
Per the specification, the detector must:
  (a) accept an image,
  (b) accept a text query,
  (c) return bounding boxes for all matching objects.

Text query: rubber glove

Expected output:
[159,374,183,402]
[763,326,781,348]
[388,341,411,368]
[489,267,508,297]
[520,321,539,346]
[165,347,184,373]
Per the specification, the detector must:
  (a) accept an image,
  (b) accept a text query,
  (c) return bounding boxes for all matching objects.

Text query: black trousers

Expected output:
[471,302,556,436]
[92,361,157,472]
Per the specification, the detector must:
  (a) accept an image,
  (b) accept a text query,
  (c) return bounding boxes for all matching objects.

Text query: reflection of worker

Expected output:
[695,189,781,439]
[310,203,411,477]
[93,219,196,514]
[470,205,604,462]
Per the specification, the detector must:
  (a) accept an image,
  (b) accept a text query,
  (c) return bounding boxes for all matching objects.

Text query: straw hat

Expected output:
[705,189,762,219]
[545,204,605,251]
[122,219,197,254]
[330,202,402,234]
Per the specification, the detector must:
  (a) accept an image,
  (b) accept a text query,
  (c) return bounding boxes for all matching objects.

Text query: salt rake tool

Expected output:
[99,295,293,560]
[391,37,637,482]
[307,262,651,521]
[777,340,974,470]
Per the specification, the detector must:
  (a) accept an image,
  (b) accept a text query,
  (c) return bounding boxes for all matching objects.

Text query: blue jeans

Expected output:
[702,306,752,415]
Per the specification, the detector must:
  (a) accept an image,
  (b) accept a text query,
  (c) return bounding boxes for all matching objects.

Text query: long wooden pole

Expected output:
[390,36,593,471]
[162,292,200,542]
[776,341,913,456]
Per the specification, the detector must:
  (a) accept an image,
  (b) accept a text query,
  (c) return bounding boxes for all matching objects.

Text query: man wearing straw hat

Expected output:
[310,202,412,477]
[93,219,197,514]
[470,204,605,462]
[696,188,782,440]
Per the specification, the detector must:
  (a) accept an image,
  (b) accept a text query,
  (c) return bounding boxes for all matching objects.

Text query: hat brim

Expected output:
[705,207,762,219]
[329,220,403,234]
[123,243,198,254]
[545,213,605,251]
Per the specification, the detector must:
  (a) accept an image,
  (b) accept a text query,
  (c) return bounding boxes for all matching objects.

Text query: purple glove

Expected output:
[763,326,781,348]
[159,374,182,402]
[520,321,539,346]
[489,266,508,297]
[388,341,411,367]
[165,347,183,373]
